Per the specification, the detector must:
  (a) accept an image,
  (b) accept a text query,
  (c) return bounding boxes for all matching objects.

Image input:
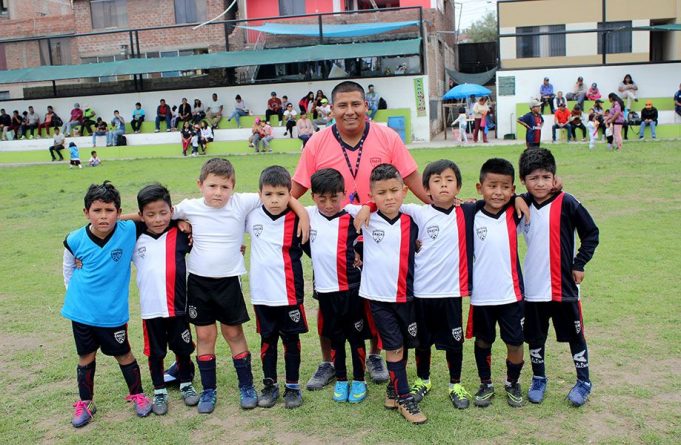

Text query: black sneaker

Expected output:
[505,382,524,408]
[366,354,389,384]
[283,387,303,409]
[257,379,280,408]
[306,362,335,390]
[474,383,495,407]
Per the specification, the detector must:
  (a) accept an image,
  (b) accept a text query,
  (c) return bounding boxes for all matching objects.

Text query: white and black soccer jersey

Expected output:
[471,203,524,306]
[305,206,361,293]
[173,193,260,278]
[133,222,192,319]
[247,207,304,307]
[358,211,418,303]
[520,191,599,302]
[401,203,474,299]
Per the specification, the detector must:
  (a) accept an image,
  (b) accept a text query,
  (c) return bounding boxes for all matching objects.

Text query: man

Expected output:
[539,77,555,114]
[674,83,681,118]
[0,108,12,141]
[62,103,83,137]
[365,84,379,120]
[22,106,40,139]
[265,91,283,125]
[552,102,572,143]
[155,99,171,132]
[639,100,658,140]
[205,93,224,129]
[291,80,431,391]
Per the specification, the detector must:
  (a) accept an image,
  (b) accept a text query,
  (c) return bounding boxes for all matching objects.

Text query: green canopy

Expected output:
[635,24,681,31]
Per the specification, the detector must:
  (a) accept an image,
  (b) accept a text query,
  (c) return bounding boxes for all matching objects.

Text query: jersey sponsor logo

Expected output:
[574,320,582,334]
[181,329,191,343]
[113,330,126,344]
[252,224,263,238]
[407,322,417,337]
[573,349,588,368]
[288,309,301,323]
[452,327,462,342]
[136,246,146,259]
[354,319,364,332]
[111,248,123,262]
[530,347,544,364]
[370,157,382,168]
[476,227,487,241]
[188,305,198,319]
[310,229,317,243]
[371,230,384,243]
[426,225,439,240]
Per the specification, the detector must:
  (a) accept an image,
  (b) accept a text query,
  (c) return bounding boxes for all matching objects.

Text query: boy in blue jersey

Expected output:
[62,181,152,428]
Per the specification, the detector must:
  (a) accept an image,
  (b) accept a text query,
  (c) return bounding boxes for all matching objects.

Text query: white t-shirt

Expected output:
[208,99,223,113]
[284,109,297,121]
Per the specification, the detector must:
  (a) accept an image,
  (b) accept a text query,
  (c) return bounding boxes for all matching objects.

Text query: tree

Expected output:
[465,11,498,43]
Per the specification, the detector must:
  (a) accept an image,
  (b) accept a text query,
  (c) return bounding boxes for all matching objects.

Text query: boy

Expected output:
[68,141,82,169]
[466,158,525,408]
[517,100,544,149]
[88,150,101,167]
[62,181,152,428]
[246,166,308,409]
[305,168,369,403]
[518,148,599,407]
[132,184,199,415]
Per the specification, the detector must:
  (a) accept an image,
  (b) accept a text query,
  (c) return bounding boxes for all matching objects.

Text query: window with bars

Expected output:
[278,0,305,16]
[174,0,207,24]
[91,0,128,29]
[516,24,566,58]
[597,21,632,54]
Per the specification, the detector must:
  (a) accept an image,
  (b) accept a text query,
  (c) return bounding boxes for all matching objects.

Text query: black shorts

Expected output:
[524,300,585,345]
[187,274,250,326]
[72,321,131,357]
[317,288,371,344]
[368,300,418,351]
[466,301,524,346]
[415,298,463,351]
[142,316,195,358]
[254,303,309,339]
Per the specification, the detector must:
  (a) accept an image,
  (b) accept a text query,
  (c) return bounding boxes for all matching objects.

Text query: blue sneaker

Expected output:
[348,381,367,403]
[197,388,217,414]
[333,381,349,402]
[528,376,548,404]
[567,380,592,407]
[71,400,96,428]
[239,385,258,410]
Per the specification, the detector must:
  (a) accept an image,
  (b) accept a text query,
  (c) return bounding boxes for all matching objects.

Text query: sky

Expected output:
[455,0,497,31]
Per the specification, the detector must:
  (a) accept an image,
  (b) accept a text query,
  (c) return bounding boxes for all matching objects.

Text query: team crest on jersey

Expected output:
[253,224,263,238]
[574,321,582,334]
[113,330,126,344]
[522,221,531,234]
[310,229,317,242]
[188,305,198,319]
[288,309,301,323]
[407,322,417,337]
[354,320,364,332]
[136,246,146,259]
[371,230,384,243]
[476,227,487,241]
[426,225,439,240]
[370,157,382,167]
[181,329,191,343]
[452,327,462,342]
[111,248,123,262]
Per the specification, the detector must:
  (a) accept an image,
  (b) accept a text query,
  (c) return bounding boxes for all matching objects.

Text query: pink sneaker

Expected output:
[125,393,152,417]
[71,400,96,428]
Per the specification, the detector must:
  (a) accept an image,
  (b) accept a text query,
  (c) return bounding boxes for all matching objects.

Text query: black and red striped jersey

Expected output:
[132,221,192,319]
[520,191,599,302]
[247,206,304,307]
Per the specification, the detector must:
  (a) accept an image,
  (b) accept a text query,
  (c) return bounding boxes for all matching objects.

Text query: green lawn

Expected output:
[1,141,680,444]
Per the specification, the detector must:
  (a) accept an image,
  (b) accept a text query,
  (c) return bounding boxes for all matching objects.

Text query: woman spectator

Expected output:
[587,83,601,101]
[178,98,192,125]
[606,92,625,151]
[283,103,297,138]
[298,91,315,114]
[566,76,587,108]
[227,94,249,128]
[472,97,490,143]
[296,113,314,147]
[618,74,638,110]
[192,99,206,124]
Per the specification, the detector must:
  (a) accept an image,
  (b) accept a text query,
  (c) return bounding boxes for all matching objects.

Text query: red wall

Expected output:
[400,0,430,8]
[306,0,334,13]
[245,0,279,20]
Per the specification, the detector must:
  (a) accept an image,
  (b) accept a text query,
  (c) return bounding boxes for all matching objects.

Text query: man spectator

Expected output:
[552,102,572,143]
[62,103,83,137]
[80,106,97,136]
[265,91,283,124]
[92,117,108,147]
[281,95,292,109]
[22,106,40,139]
[205,93,224,129]
[0,108,11,141]
[674,83,681,118]
[566,76,587,109]
[366,84,380,120]
[38,106,59,138]
[312,98,332,130]
[48,127,66,161]
[108,110,126,146]
[178,97,192,125]
[154,99,171,132]
[131,102,145,133]
[539,77,555,114]
[639,100,658,140]
[569,104,587,141]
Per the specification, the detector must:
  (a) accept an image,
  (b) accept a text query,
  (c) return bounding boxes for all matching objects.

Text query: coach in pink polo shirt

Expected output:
[292,80,430,391]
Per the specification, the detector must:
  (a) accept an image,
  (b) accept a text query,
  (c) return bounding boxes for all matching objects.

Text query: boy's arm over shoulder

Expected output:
[235,192,262,215]
[565,194,599,271]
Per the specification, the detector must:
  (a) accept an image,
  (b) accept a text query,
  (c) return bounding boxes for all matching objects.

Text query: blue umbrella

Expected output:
[442,83,491,100]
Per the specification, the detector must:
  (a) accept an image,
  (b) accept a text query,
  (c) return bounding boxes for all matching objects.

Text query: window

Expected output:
[0,0,8,17]
[90,0,128,29]
[279,0,305,16]
[174,0,206,24]
[39,39,73,66]
[80,54,128,82]
[345,0,399,10]
[598,21,632,54]
[516,24,565,58]
[0,91,9,100]
[0,44,6,70]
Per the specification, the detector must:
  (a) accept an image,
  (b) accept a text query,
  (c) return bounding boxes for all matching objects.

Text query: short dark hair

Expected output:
[84,181,121,210]
[518,148,556,180]
[370,163,402,185]
[422,159,462,190]
[331,81,365,103]
[479,158,515,183]
[199,158,235,182]
[137,183,172,212]
[90,150,96,155]
[135,102,141,106]
[311,168,345,195]
[259,165,291,191]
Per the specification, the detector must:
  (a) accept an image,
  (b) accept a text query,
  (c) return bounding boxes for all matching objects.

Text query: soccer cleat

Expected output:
[366,354,389,384]
[567,380,592,407]
[71,400,96,428]
[348,380,368,403]
[257,379,280,408]
[449,383,471,409]
[306,362,335,390]
[505,382,524,408]
[125,393,152,417]
[152,392,168,416]
[384,383,397,410]
[410,378,432,403]
[397,396,427,424]
[474,383,495,408]
[333,381,349,402]
[180,384,200,406]
[283,387,303,409]
[239,385,258,410]
[197,388,217,414]
[528,376,548,404]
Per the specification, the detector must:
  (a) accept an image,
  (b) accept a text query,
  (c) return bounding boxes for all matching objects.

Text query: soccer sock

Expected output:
[350,341,367,381]
[446,348,463,384]
[415,347,431,381]
[197,354,217,391]
[387,360,410,398]
[148,356,166,389]
[282,334,301,385]
[528,343,546,378]
[260,336,279,382]
[474,344,492,384]
[176,353,195,384]
[331,340,347,381]
[506,359,524,385]
[569,339,590,383]
[119,360,144,395]
[232,351,254,389]
[77,361,96,401]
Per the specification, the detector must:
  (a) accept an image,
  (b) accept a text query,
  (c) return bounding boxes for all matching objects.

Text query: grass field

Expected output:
[1,141,680,444]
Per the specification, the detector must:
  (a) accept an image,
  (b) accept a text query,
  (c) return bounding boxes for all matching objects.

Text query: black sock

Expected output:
[350,341,367,381]
[77,361,96,401]
[446,349,463,384]
[260,336,279,383]
[232,351,254,389]
[528,343,546,378]
[569,339,590,383]
[176,354,195,384]
[119,360,144,395]
[506,359,524,385]
[197,354,216,391]
[331,341,348,381]
[474,344,492,383]
[415,347,431,381]
[387,360,410,397]
[282,334,301,385]
[148,356,165,389]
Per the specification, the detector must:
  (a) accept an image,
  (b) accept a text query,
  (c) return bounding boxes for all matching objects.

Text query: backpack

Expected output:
[116,134,127,146]
[378,97,388,110]
[627,111,641,125]
[52,115,63,127]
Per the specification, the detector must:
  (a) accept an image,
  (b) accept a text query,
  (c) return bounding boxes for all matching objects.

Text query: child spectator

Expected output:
[180,121,192,156]
[131,102,145,134]
[453,107,468,144]
[198,121,214,155]
[68,142,82,169]
[517,100,544,149]
[62,181,152,427]
[88,151,101,167]
[283,103,297,138]
[170,105,180,131]
[586,113,599,150]
[518,148,599,407]
[49,127,66,161]
[191,124,200,157]
[603,110,614,150]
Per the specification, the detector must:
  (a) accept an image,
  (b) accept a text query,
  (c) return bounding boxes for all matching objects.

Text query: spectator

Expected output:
[178,97,192,125]
[192,98,205,124]
[8,110,22,140]
[313,90,328,119]
[198,120,214,154]
[281,95,292,109]
[38,106,59,138]
[131,102,145,133]
[298,91,315,114]
[68,141,82,169]
[155,99,172,132]
[366,84,380,119]
[248,117,261,149]
[62,103,83,137]
[92,117,108,147]
[88,150,101,167]
[569,104,587,141]
[517,99,544,149]
[170,105,180,130]
[283,103,297,138]
[539,77,555,114]
[552,102,572,143]
[566,76,586,108]
[190,124,200,156]
[639,100,658,140]
[180,121,192,156]
[48,127,66,161]
[22,106,40,139]
[587,83,601,101]
[606,92,625,151]
[265,91,283,124]
[227,94,249,128]
[453,106,468,144]
[675,83,681,118]
[260,121,273,152]
[586,113,599,150]
[19,111,29,139]
[312,98,332,130]
[296,113,314,147]
[108,110,126,147]
[80,106,97,136]
[618,74,638,109]
[205,93,224,129]
[473,96,490,143]
[554,91,566,109]
[0,108,11,140]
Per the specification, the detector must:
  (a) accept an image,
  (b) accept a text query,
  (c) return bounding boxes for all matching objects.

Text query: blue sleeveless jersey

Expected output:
[61,220,137,327]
